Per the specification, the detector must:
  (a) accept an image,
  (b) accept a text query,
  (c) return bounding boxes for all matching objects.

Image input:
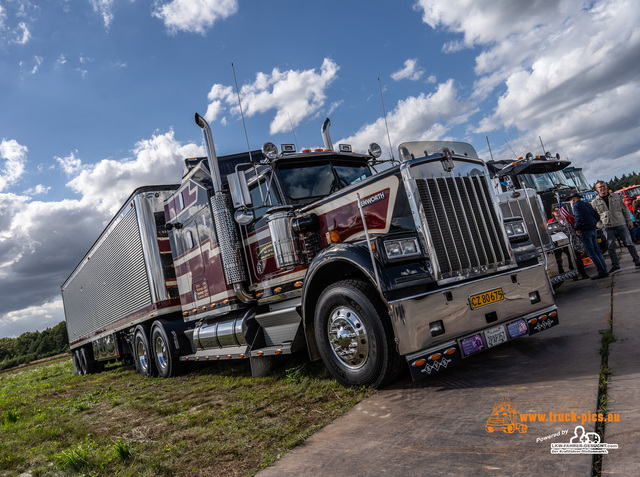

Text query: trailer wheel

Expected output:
[151,322,185,378]
[72,350,82,375]
[133,326,158,377]
[80,347,96,374]
[314,279,402,388]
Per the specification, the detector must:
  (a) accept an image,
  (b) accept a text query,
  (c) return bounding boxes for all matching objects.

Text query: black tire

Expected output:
[314,279,403,388]
[133,326,158,377]
[151,322,186,378]
[71,349,82,375]
[80,347,96,374]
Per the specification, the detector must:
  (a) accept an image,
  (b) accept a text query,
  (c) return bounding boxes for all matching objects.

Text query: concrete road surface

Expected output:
[258,254,639,477]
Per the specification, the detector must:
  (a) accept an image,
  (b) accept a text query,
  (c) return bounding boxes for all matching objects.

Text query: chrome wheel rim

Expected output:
[137,339,148,372]
[154,335,168,372]
[327,306,369,369]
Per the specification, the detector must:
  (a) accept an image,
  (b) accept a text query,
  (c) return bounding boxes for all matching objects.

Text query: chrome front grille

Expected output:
[416,175,511,279]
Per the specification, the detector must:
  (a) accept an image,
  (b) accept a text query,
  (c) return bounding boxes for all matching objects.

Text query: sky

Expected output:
[1,0,640,338]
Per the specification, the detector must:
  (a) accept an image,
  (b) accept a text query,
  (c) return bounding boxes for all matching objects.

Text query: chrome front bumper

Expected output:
[389,263,556,357]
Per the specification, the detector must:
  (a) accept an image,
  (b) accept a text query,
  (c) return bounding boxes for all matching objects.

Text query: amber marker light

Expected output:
[529,318,538,324]
[444,347,456,355]
[257,351,264,356]
[256,292,263,297]
[327,230,340,243]
[294,281,303,288]
[550,311,557,318]
[215,356,220,360]
[428,353,442,361]
[226,355,231,359]
[412,359,426,367]
[275,349,282,355]
[274,287,282,293]
[540,314,548,321]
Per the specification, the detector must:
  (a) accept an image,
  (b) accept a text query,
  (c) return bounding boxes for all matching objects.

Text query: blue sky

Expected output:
[1,0,639,337]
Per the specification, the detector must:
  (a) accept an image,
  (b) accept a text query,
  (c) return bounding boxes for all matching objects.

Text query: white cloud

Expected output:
[0,139,28,191]
[13,21,30,44]
[0,300,64,338]
[89,0,115,29]
[56,151,84,176]
[30,55,42,74]
[153,0,239,34]
[391,59,424,81]
[66,129,202,214]
[0,130,203,337]
[56,54,67,66]
[338,80,472,159]
[24,184,51,195]
[417,0,640,181]
[205,58,340,134]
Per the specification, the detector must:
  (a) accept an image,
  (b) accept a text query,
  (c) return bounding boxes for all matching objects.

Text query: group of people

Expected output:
[548,180,640,281]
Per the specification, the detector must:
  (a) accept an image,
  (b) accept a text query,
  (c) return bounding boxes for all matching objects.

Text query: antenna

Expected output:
[287,112,298,151]
[378,77,395,161]
[231,62,263,203]
[539,136,546,155]
[231,62,254,165]
[504,139,517,159]
[486,136,494,161]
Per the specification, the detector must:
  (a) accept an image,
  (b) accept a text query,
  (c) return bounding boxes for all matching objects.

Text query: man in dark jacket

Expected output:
[567,191,608,280]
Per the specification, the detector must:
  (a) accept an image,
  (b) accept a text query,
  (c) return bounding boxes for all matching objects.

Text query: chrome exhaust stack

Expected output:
[195,113,252,303]
[321,118,333,151]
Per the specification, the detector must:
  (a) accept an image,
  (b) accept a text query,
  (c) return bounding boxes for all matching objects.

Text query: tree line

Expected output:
[0,321,69,371]
[596,171,640,192]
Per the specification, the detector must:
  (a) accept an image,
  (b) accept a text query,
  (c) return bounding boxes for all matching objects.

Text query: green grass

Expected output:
[0,355,372,477]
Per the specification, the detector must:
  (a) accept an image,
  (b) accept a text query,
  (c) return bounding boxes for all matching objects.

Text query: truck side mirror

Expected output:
[228,172,253,209]
[228,171,255,225]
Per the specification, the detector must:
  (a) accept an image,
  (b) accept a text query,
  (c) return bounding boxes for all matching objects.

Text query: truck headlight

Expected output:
[383,238,421,259]
[504,217,528,240]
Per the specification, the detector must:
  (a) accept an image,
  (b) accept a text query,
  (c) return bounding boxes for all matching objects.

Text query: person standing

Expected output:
[566,191,609,279]
[548,206,590,279]
[591,180,640,272]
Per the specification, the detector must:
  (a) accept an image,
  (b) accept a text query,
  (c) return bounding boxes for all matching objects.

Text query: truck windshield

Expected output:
[279,161,372,200]
[517,171,565,192]
[561,170,591,192]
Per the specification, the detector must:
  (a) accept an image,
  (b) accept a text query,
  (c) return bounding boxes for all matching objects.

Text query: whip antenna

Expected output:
[486,136,494,161]
[232,62,264,203]
[504,139,517,159]
[539,136,546,155]
[287,112,298,151]
[378,77,395,161]
[232,62,254,165]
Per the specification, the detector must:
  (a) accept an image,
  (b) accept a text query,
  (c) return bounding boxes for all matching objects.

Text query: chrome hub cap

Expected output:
[137,340,148,372]
[327,306,369,369]
[155,336,168,371]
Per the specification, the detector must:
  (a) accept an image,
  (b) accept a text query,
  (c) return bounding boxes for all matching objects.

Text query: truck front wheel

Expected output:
[314,279,402,388]
[133,326,158,377]
[151,322,185,378]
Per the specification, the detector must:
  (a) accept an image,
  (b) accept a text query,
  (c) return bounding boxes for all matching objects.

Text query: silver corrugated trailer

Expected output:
[61,185,181,374]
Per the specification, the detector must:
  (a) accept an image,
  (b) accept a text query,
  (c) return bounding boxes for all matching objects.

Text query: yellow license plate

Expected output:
[469,288,504,309]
